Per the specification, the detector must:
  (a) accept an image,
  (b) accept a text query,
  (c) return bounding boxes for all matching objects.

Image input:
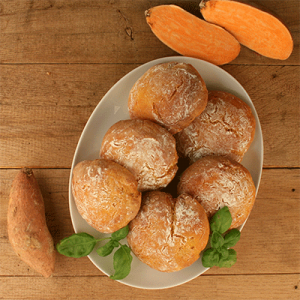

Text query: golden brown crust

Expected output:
[72,159,141,233]
[100,119,178,192]
[177,155,256,229]
[128,62,208,134]
[127,191,209,272]
[7,168,55,278]
[175,91,256,163]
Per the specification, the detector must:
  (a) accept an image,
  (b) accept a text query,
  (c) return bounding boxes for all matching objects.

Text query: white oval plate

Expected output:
[69,56,263,289]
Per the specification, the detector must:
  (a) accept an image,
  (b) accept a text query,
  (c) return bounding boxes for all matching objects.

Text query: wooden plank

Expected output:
[0,63,135,106]
[0,274,299,300]
[0,63,135,168]
[1,64,299,168]
[0,0,299,65]
[1,168,299,277]
[1,1,298,299]
[222,64,300,168]
[0,105,93,168]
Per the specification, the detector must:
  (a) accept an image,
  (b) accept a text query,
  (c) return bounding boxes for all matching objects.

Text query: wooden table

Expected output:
[1,0,299,299]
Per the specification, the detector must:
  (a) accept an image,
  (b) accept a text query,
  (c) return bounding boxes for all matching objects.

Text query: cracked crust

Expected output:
[177,155,256,229]
[127,191,209,272]
[128,62,208,134]
[175,91,256,163]
[100,119,178,192]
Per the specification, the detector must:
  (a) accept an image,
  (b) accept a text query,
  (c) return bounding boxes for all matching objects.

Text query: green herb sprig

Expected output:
[56,225,132,280]
[202,206,241,268]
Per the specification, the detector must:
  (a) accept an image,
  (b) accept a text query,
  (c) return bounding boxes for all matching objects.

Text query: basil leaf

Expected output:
[56,232,97,258]
[112,240,120,247]
[97,240,116,257]
[210,231,224,249]
[223,229,241,248]
[202,248,220,268]
[217,249,237,268]
[210,206,232,234]
[217,246,229,259]
[110,244,132,280]
[111,225,129,241]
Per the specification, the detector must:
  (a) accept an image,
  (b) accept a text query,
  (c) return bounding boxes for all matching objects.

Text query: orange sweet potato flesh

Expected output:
[200,0,293,60]
[146,5,240,65]
[7,168,55,277]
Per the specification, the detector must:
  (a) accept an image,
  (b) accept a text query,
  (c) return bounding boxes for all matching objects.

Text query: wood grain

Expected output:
[0,275,299,300]
[0,0,299,65]
[0,0,299,298]
[1,168,299,277]
[1,64,299,168]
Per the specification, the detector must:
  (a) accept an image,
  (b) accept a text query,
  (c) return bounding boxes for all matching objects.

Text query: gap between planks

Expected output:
[0,62,299,66]
[0,272,299,279]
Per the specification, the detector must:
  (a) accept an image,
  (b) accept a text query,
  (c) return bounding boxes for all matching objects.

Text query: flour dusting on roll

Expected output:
[128,62,208,134]
[127,191,209,272]
[178,155,256,229]
[72,159,141,233]
[100,119,178,192]
[176,91,256,163]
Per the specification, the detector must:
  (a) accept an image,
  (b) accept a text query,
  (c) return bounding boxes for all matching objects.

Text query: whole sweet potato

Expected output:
[7,168,55,277]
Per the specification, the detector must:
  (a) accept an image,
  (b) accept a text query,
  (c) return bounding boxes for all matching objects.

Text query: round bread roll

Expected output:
[100,119,178,192]
[72,159,141,233]
[175,91,256,163]
[177,155,256,229]
[127,191,210,272]
[128,61,208,134]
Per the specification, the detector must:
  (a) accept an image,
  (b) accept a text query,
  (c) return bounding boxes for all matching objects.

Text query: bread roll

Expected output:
[176,91,256,163]
[128,62,208,134]
[177,155,256,229]
[72,159,141,233]
[100,119,178,192]
[127,191,210,272]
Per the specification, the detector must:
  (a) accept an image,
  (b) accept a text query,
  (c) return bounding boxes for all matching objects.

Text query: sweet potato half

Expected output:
[7,168,55,277]
[200,0,293,60]
[146,5,240,65]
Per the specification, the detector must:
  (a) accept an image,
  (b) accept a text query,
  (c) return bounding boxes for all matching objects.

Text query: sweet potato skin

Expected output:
[200,0,293,60]
[7,168,55,277]
[146,5,240,65]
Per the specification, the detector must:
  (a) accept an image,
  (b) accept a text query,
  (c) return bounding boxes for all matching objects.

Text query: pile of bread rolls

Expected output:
[72,61,256,273]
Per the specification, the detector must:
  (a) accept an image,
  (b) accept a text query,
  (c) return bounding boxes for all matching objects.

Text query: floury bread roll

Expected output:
[72,159,141,233]
[176,91,256,163]
[178,156,256,229]
[100,119,178,192]
[128,62,208,134]
[127,191,210,272]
